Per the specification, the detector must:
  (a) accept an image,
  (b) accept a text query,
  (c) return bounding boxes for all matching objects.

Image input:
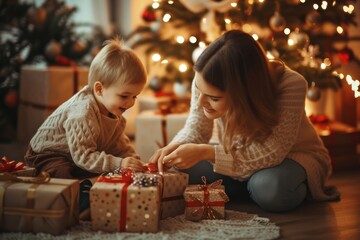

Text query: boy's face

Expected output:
[95,80,145,117]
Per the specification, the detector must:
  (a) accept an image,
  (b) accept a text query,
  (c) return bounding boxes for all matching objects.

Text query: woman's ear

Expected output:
[93,81,103,96]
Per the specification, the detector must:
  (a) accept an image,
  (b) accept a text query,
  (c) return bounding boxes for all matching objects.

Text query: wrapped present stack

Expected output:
[184,176,229,222]
[310,115,360,170]
[0,171,79,235]
[135,92,190,160]
[90,169,161,233]
[90,166,189,233]
[17,65,89,143]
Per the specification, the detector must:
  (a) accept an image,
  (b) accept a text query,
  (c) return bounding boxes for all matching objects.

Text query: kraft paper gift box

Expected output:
[0,172,79,235]
[183,177,229,222]
[138,93,190,113]
[10,166,36,177]
[159,170,189,219]
[314,121,360,171]
[135,110,188,161]
[90,170,161,233]
[17,65,89,143]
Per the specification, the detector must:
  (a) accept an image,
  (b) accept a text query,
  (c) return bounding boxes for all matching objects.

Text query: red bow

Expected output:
[97,168,133,183]
[0,156,25,173]
[145,163,159,173]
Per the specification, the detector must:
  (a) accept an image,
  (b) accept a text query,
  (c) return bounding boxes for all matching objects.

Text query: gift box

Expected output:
[0,172,79,235]
[10,166,36,177]
[135,110,188,161]
[159,170,189,219]
[184,177,229,222]
[17,65,89,143]
[138,93,190,113]
[90,170,161,233]
[314,121,360,170]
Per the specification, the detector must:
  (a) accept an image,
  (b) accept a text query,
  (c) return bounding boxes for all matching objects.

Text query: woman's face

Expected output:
[194,72,229,120]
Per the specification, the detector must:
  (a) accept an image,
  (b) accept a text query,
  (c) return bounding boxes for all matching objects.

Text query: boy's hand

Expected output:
[121,157,146,172]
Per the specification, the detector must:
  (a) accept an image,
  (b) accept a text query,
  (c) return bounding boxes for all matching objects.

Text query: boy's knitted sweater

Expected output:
[171,67,339,201]
[29,86,138,173]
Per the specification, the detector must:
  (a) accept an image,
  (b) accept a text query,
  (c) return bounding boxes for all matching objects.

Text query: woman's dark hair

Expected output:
[194,30,282,151]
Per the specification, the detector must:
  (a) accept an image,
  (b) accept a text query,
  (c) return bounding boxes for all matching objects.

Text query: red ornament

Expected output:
[4,89,18,108]
[338,47,354,64]
[142,8,156,22]
[54,56,75,66]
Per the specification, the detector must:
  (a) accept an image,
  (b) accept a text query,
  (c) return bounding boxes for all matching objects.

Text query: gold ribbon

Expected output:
[0,171,51,184]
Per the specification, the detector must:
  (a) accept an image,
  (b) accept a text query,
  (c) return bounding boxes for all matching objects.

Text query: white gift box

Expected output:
[17,65,88,143]
[135,110,188,161]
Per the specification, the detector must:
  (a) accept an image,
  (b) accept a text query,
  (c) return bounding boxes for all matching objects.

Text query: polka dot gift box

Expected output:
[159,170,189,219]
[144,163,189,219]
[90,169,160,233]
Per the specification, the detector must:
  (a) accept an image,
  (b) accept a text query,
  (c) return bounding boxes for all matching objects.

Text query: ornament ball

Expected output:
[5,89,18,108]
[307,85,321,102]
[45,40,62,60]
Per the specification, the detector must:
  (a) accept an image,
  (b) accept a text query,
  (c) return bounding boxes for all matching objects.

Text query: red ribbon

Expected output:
[185,176,228,220]
[0,156,25,173]
[96,169,133,232]
[96,168,133,183]
[145,163,158,173]
[185,200,225,208]
[309,114,330,124]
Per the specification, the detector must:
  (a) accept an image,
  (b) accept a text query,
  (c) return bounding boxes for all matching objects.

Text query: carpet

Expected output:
[0,210,280,240]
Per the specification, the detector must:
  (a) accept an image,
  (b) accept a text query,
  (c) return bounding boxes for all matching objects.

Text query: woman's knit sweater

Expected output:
[29,86,138,174]
[171,67,339,201]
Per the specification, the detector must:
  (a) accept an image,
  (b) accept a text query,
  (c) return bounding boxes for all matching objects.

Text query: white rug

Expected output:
[0,210,280,240]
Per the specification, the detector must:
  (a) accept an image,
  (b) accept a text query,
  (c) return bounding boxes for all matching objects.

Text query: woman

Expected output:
[149,30,339,212]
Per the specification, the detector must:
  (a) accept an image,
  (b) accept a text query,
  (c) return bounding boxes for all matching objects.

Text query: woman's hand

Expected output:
[149,143,181,173]
[121,157,146,172]
[150,143,215,174]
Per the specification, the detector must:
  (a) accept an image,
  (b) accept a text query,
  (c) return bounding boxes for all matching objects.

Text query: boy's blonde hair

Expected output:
[88,37,147,90]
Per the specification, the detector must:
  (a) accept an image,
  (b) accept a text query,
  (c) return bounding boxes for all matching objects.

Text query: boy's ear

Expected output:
[94,81,103,96]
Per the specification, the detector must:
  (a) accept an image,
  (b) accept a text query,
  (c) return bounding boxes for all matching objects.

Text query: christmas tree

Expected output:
[0,0,107,141]
[126,0,359,100]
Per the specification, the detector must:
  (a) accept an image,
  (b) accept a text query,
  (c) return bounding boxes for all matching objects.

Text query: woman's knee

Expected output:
[248,160,307,212]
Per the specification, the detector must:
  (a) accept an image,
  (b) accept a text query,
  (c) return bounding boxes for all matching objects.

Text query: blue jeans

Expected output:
[180,158,307,212]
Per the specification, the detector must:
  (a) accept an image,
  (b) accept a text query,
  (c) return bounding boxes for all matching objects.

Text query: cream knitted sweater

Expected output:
[30,86,138,174]
[171,67,339,201]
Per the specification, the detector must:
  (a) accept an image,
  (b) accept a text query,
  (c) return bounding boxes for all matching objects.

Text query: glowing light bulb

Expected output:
[179,64,188,72]
[152,53,161,62]
[176,36,185,44]
[337,26,344,34]
[189,36,197,43]
[163,13,171,22]
[152,2,159,9]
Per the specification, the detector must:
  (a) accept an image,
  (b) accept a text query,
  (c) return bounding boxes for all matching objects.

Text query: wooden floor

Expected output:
[1,142,360,239]
[228,168,360,240]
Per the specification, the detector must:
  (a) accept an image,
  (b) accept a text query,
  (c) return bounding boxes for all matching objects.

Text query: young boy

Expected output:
[24,38,147,179]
